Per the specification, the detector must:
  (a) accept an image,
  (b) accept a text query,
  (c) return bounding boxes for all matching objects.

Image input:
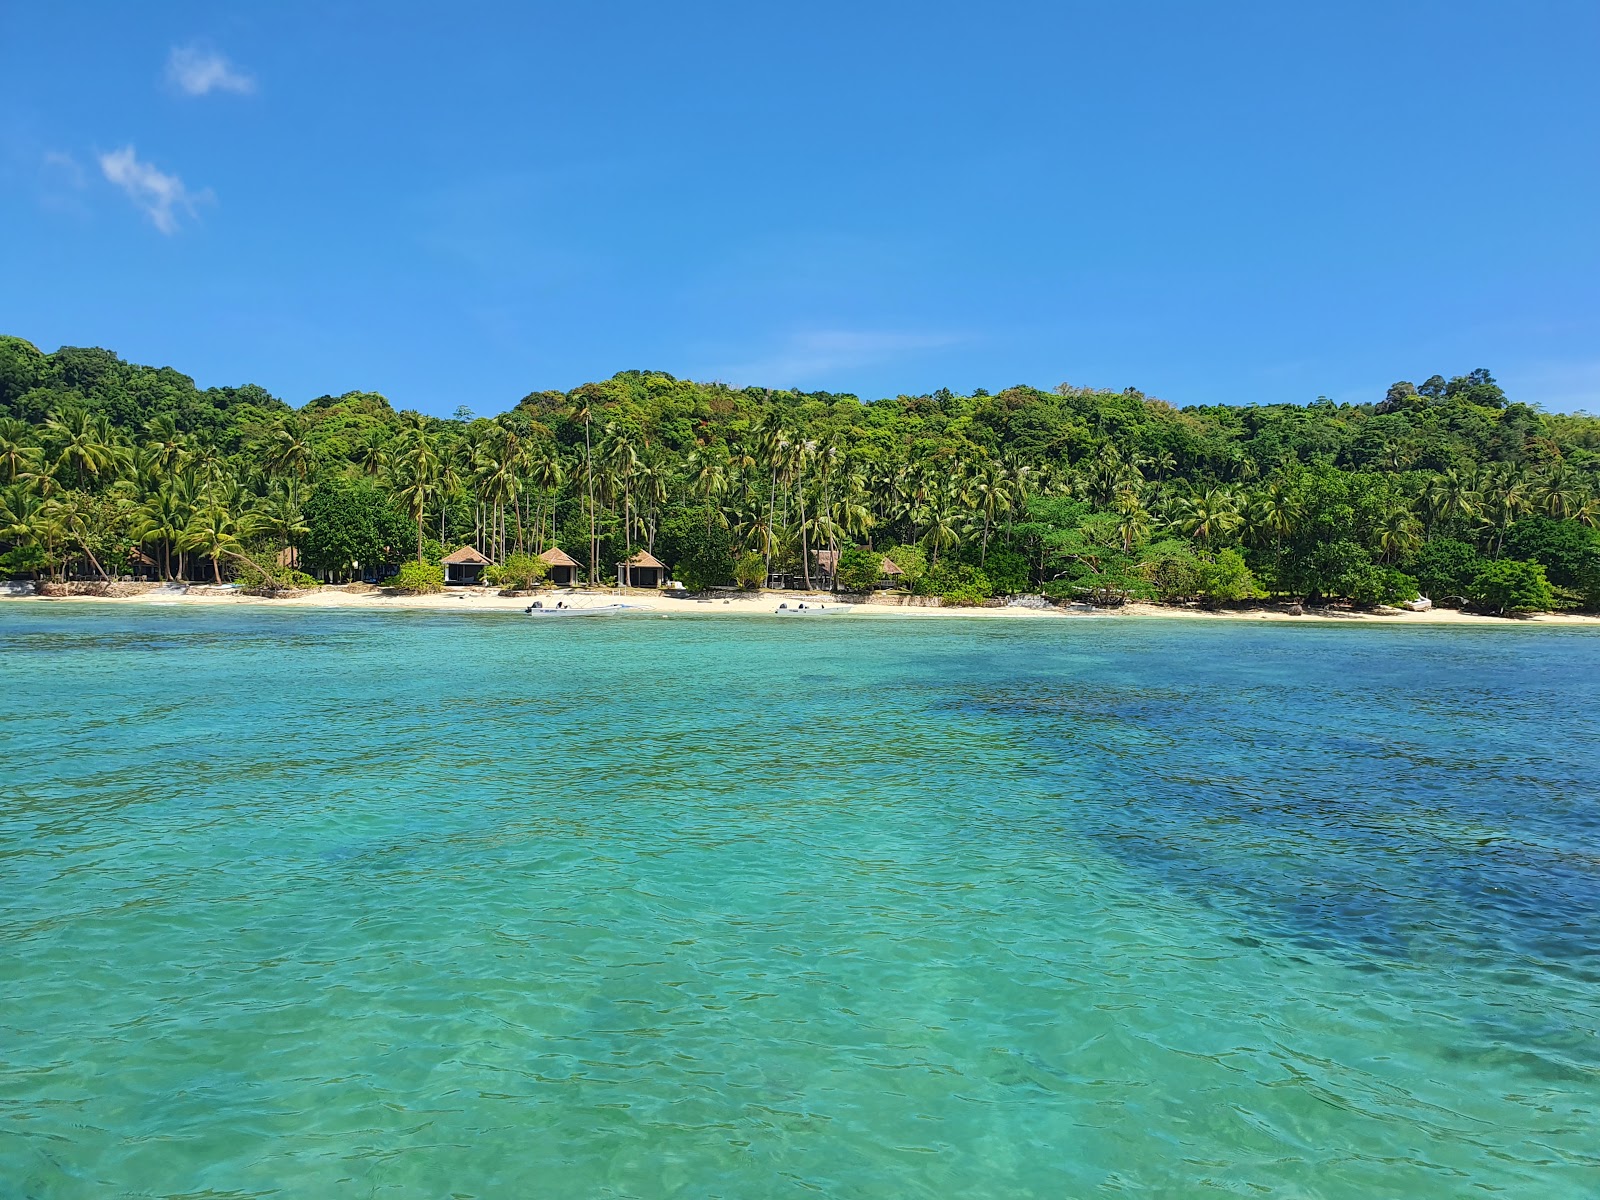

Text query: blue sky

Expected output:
[3,2,1597,416]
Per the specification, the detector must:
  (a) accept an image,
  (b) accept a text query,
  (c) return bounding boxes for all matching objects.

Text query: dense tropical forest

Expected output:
[3,334,1599,612]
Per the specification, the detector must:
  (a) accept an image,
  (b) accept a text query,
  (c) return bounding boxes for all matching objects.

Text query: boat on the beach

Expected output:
[774,601,853,615]
[523,602,629,617]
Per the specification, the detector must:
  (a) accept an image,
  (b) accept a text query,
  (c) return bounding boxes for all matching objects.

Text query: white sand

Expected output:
[7,585,1598,626]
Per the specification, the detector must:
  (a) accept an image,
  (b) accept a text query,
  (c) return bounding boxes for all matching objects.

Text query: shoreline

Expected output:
[4,586,1598,626]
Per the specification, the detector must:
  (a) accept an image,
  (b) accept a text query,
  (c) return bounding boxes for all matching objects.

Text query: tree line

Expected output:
[2,335,1599,613]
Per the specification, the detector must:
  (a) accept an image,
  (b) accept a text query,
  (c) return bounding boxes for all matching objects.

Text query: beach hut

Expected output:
[811,549,904,590]
[616,550,669,589]
[538,546,582,586]
[441,545,493,585]
[128,548,160,580]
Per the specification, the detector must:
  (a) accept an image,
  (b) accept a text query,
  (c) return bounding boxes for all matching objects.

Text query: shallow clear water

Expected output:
[2,605,1597,1198]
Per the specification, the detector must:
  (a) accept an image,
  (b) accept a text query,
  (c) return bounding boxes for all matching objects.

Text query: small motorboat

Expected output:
[524,601,628,617]
[774,601,853,615]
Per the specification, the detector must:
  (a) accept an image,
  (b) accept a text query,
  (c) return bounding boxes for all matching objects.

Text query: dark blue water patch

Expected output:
[926,623,1600,978]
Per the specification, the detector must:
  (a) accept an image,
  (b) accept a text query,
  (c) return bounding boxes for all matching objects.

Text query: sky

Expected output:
[3,2,1598,417]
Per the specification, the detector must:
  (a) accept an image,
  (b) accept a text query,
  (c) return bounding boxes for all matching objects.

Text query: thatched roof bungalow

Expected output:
[537,546,581,587]
[441,545,493,585]
[617,550,669,589]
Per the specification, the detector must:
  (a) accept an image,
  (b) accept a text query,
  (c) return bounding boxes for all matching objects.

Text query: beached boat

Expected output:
[773,601,853,615]
[523,602,629,617]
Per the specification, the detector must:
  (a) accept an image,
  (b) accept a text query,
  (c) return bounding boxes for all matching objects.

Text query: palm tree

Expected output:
[1168,485,1242,545]
[353,428,391,478]
[133,484,187,579]
[397,432,440,562]
[45,493,111,580]
[46,409,122,489]
[1373,500,1423,563]
[0,418,39,484]
[261,419,313,482]
[1113,491,1151,555]
[258,480,310,557]
[918,485,961,567]
[179,501,250,584]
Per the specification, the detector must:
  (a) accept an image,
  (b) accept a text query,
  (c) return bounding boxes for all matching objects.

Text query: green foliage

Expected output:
[485,552,548,590]
[389,560,445,594]
[234,560,320,593]
[1406,538,1484,603]
[836,545,887,593]
[1139,539,1203,601]
[656,509,734,591]
[1501,517,1600,590]
[919,560,993,605]
[4,333,1600,613]
[1467,558,1554,614]
[733,551,765,589]
[881,543,926,590]
[303,478,410,578]
[1197,548,1261,604]
[977,548,1029,596]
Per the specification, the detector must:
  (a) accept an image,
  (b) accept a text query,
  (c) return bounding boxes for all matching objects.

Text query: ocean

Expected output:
[2,605,1597,1197]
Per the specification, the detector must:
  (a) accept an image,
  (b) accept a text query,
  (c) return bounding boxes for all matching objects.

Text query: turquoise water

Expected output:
[2,605,1597,1198]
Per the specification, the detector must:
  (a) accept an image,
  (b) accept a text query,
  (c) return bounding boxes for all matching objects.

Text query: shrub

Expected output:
[733,551,766,589]
[881,543,926,590]
[1467,558,1553,614]
[835,545,886,592]
[918,560,993,605]
[1139,540,1203,601]
[657,513,734,591]
[1197,548,1261,605]
[389,560,445,594]
[235,561,321,595]
[486,553,548,591]
[1406,538,1484,603]
[978,548,1030,596]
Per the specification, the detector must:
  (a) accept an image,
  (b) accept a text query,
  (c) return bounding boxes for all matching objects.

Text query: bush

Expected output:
[733,551,766,589]
[978,548,1030,596]
[1406,538,1483,604]
[918,560,993,605]
[835,545,886,592]
[1467,558,1553,614]
[1139,540,1203,601]
[1197,548,1261,605]
[389,560,445,594]
[235,560,321,595]
[486,552,548,591]
[881,543,926,590]
[656,512,734,591]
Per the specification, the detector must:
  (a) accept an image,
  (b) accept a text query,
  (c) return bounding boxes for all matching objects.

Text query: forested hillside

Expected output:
[3,334,1598,611]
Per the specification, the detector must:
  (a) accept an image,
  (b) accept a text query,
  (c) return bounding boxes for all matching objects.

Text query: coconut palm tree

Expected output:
[1168,485,1242,545]
[46,409,122,490]
[179,500,250,584]
[0,418,39,484]
[260,419,313,482]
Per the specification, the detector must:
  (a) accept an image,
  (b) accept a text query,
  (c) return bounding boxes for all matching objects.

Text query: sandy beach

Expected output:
[5,585,1598,626]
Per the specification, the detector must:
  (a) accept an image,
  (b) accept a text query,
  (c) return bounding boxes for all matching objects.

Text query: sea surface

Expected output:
[2,604,1597,1198]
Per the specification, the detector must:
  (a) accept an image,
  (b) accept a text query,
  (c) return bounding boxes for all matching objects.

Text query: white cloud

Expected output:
[98,146,211,234]
[42,150,87,189]
[712,329,968,388]
[166,44,255,96]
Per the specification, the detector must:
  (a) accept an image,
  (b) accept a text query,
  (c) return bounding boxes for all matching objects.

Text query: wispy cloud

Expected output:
[98,145,211,233]
[42,150,87,188]
[166,44,255,96]
[710,329,969,388]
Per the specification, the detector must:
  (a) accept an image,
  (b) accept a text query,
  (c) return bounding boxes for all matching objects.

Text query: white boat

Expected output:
[524,602,629,617]
[774,601,853,615]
